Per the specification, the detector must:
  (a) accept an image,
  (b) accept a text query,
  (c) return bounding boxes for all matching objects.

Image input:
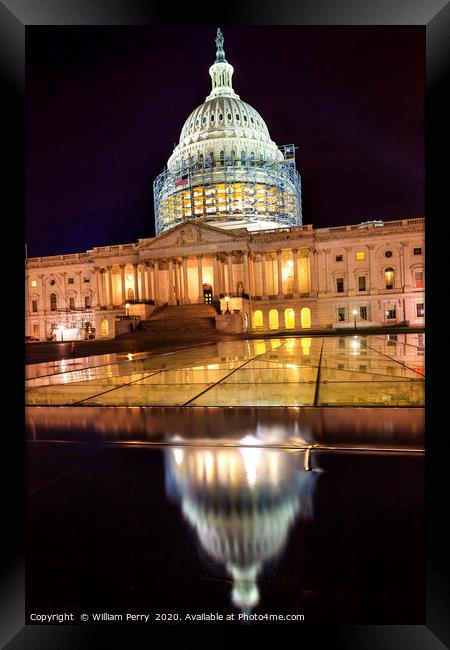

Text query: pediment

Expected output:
[138,221,247,252]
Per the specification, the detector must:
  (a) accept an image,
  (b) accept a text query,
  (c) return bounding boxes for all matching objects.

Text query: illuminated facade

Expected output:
[25,30,424,340]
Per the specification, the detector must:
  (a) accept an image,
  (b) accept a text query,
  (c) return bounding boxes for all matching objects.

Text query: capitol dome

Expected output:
[154,28,301,235]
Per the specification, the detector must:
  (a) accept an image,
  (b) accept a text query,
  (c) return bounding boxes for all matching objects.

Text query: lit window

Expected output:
[414,271,424,289]
[413,247,422,255]
[356,252,365,261]
[358,276,366,291]
[416,303,424,317]
[31,280,37,287]
[359,305,367,320]
[384,268,395,289]
[335,255,343,262]
[337,307,346,321]
[336,278,344,293]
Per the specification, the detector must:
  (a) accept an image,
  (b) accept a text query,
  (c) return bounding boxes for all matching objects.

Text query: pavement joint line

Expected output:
[313,338,325,406]
[180,340,287,406]
[364,342,425,377]
[61,343,241,407]
[25,340,218,381]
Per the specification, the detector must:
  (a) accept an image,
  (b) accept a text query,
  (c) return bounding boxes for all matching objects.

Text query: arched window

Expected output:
[250,152,255,166]
[301,307,311,329]
[219,150,224,167]
[253,309,263,329]
[127,287,134,300]
[230,150,235,165]
[84,295,91,308]
[285,308,295,329]
[50,293,57,311]
[241,150,246,166]
[209,151,215,167]
[198,153,204,166]
[269,309,279,330]
[384,267,395,289]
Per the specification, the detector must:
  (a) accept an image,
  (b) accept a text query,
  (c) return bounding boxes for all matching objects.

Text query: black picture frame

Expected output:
[3,0,448,647]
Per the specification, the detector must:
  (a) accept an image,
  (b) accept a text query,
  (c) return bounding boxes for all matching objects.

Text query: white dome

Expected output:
[167,29,283,172]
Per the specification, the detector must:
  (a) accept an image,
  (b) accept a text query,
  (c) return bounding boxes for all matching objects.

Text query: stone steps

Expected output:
[140,303,218,335]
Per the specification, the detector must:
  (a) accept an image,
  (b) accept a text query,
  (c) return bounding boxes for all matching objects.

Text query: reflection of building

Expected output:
[164,440,318,611]
[25,29,424,340]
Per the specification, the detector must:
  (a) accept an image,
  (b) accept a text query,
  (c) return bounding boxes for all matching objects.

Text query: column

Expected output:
[276,250,283,297]
[140,263,149,300]
[146,263,153,301]
[154,260,160,304]
[260,252,268,299]
[212,254,218,298]
[95,268,102,307]
[227,252,234,296]
[77,271,83,308]
[249,254,256,297]
[182,256,190,304]
[133,263,140,301]
[168,258,176,304]
[107,266,113,307]
[120,265,126,304]
[309,248,318,296]
[197,254,203,303]
[292,248,299,296]
[323,249,330,293]
[243,251,249,297]
[40,274,46,312]
[174,259,180,304]
[345,246,354,295]
[400,241,411,291]
[367,244,377,293]
[25,274,29,315]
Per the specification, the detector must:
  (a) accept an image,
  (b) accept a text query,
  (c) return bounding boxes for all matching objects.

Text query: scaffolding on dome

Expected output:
[153,145,302,235]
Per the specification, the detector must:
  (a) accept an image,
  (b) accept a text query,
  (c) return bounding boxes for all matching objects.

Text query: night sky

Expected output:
[26,26,424,257]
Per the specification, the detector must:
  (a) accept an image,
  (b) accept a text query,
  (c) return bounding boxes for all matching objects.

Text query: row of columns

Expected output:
[93,248,314,308]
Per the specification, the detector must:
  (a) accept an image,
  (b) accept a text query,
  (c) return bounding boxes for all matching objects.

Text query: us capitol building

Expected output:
[25,29,424,341]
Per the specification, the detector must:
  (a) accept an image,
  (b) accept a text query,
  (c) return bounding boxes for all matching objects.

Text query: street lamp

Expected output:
[125,303,130,317]
[352,309,358,330]
[225,295,230,314]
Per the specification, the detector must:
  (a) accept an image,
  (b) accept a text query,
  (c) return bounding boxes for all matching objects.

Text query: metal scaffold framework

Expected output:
[154,145,302,235]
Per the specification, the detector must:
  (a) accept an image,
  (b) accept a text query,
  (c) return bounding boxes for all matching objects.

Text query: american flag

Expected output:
[175,175,188,187]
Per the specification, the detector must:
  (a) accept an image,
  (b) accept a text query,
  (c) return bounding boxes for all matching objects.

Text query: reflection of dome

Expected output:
[164,440,318,611]
[154,28,302,235]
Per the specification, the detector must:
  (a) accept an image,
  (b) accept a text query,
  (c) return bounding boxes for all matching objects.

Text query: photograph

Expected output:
[22,23,427,631]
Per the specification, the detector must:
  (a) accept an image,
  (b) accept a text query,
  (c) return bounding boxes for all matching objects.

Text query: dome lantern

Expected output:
[207,28,237,100]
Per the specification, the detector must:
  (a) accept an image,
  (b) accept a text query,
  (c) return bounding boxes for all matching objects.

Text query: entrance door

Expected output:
[203,284,213,304]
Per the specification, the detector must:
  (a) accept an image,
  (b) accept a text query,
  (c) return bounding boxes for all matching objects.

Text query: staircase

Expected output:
[137,303,219,339]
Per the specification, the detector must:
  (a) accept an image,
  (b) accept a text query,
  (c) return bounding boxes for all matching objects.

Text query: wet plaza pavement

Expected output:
[25,333,425,624]
[25,334,425,407]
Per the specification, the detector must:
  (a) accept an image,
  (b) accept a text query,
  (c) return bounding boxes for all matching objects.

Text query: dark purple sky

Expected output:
[26,26,424,257]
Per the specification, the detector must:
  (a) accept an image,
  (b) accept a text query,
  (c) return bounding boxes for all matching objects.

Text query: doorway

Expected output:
[203,283,213,304]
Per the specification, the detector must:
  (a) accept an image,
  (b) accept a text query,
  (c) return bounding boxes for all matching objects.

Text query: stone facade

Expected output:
[25,217,424,340]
